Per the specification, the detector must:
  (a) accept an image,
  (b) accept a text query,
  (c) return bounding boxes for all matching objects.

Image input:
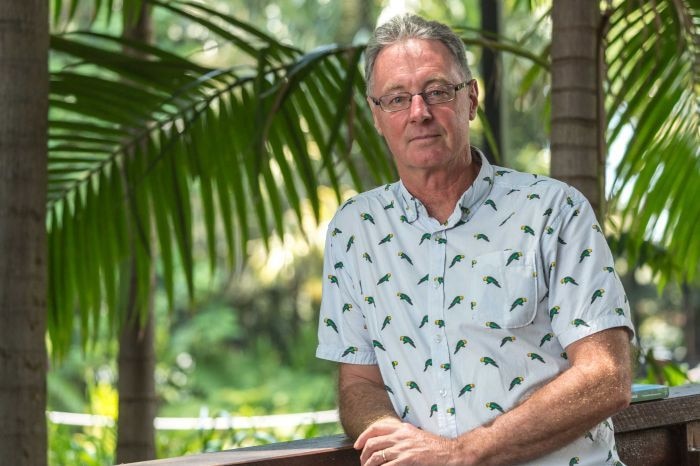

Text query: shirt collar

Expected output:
[395,147,494,227]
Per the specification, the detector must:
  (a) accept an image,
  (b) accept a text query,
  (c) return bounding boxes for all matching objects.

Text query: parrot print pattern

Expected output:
[316,151,634,466]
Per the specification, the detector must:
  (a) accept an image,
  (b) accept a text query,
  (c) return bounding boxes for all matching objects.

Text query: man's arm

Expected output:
[338,363,399,439]
[355,327,632,466]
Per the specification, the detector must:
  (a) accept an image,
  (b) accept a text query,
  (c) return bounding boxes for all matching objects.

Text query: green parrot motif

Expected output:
[549,261,556,272]
[569,457,580,466]
[615,307,625,316]
[566,196,574,208]
[434,319,445,328]
[458,383,475,397]
[480,356,499,367]
[561,352,568,360]
[419,315,429,328]
[440,363,451,371]
[378,233,393,245]
[384,385,394,394]
[364,296,376,307]
[471,259,478,268]
[436,237,447,244]
[603,266,615,273]
[521,225,535,236]
[579,248,592,263]
[539,332,554,347]
[500,336,516,347]
[584,431,594,442]
[417,274,429,285]
[401,405,409,419]
[549,306,560,320]
[400,336,416,348]
[362,252,373,263]
[606,450,613,462]
[592,223,602,232]
[324,318,338,333]
[400,215,409,223]
[460,206,471,216]
[560,276,580,286]
[470,301,477,310]
[506,188,520,195]
[543,207,553,216]
[558,236,567,245]
[360,212,375,224]
[603,420,613,431]
[424,359,432,371]
[391,360,399,369]
[510,297,527,312]
[341,346,357,357]
[406,381,421,393]
[430,404,438,417]
[346,235,355,252]
[591,288,605,304]
[331,227,342,236]
[531,178,546,186]
[474,233,490,242]
[328,274,339,286]
[527,193,540,200]
[384,184,391,190]
[496,170,510,176]
[419,233,432,245]
[372,340,386,351]
[509,376,524,391]
[341,198,355,210]
[446,407,456,415]
[545,226,554,235]
[573,209,580,217]
[485,199,498,211]
[506,251,522,266]
[485,321,502,329]
[572,318,590,328]
[455,219,467,227]
[381,316,391,330]
[449,254,465,268]
[434,276,444,285]
[334,261,344,269]
[483,176,494,185]
[527,352,545,363]
[499,212,515,226]
[454,339,468,354]
[483,276,502,287]
[397,292,413,305]
[377,273,391,285]
[612,461,623,466]
[384,201,394,210]
[448,295,464,309]
[398,251,414,265]
[342,303,352,313]
[486,402,504,413]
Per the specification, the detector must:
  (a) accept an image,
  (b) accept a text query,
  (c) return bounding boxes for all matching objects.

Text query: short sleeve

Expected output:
[542,188,635,349]
[316,218,377,365]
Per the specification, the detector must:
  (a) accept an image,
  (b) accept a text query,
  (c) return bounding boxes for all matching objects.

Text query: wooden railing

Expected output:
[127,384,700,466]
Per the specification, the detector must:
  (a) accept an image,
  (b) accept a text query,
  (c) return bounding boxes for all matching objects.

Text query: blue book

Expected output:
[631,383,669,403]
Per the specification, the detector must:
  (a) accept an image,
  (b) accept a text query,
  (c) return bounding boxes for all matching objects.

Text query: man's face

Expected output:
[368,39,478,175]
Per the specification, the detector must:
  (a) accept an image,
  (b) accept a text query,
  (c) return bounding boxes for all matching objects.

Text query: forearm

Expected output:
[338,364,398,439]
[456,329,632,465]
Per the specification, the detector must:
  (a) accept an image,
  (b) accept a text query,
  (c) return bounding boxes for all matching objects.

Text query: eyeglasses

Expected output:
[370,80,472,113]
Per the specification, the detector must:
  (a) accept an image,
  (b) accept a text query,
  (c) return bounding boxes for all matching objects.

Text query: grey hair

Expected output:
[364,14,472,95]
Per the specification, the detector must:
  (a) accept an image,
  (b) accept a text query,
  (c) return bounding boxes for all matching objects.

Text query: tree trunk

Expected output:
[0,1,49,465]
[116,3,157,463]
[480,0,503,165]
[550,1,605,217]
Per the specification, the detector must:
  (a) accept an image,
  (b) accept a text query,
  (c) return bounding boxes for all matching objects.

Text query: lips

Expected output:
[409,134,440,142]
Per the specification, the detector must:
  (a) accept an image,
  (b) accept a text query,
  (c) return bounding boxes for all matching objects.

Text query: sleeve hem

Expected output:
[316,345,378,365]
[557,316,635,349]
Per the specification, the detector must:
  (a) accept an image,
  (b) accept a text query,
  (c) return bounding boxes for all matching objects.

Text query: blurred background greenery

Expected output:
[45,0,698,464]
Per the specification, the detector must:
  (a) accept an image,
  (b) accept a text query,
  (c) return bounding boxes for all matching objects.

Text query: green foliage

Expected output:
[638,349,691,387]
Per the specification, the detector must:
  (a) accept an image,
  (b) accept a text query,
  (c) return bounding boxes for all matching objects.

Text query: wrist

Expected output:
[449,429,487,466]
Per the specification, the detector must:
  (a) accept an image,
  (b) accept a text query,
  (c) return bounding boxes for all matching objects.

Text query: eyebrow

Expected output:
[380,77,452,95]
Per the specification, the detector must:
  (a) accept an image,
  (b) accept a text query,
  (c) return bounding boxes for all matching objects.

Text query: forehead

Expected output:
[372,39,461,93]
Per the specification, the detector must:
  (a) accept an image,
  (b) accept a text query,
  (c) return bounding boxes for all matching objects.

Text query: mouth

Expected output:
[409,134,440,143]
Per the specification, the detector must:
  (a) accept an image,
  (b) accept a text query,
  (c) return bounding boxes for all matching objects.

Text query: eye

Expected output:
[425,88,449,98]
[388,94,409,105]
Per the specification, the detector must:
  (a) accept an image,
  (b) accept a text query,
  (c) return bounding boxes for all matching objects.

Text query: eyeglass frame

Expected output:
[369,79,474,113]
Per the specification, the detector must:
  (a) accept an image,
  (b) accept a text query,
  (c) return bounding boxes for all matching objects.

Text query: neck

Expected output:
[400,154,480,224]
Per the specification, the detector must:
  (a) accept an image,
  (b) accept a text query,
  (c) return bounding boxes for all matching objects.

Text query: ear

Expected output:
[467,80,479,121]
[367,96,383,135]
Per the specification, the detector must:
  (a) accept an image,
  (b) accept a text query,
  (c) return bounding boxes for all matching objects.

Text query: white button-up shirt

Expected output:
[317,151,634,465]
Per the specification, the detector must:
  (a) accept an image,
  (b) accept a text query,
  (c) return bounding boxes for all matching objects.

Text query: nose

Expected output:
[408,94,432,123]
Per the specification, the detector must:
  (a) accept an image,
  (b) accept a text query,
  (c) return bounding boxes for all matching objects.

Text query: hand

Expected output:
[354,417,463,465]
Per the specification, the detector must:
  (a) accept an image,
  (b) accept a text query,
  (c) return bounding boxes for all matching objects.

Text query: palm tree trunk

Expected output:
[0,1,49,465]
[551,1,605,217]
[116,3,157,463]
[480,0,503,164]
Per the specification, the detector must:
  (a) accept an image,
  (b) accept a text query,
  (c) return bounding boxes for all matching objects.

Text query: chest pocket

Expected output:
[465,249,538,328]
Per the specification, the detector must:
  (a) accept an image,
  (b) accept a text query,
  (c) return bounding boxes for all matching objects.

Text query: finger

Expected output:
[360,437,395,465]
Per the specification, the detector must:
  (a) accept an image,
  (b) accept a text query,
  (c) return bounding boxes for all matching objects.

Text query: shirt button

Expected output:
[434,335,442,343]
[440,389,447,398]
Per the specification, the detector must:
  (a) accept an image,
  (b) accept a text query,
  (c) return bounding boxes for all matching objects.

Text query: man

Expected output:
[316,14,634,466]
